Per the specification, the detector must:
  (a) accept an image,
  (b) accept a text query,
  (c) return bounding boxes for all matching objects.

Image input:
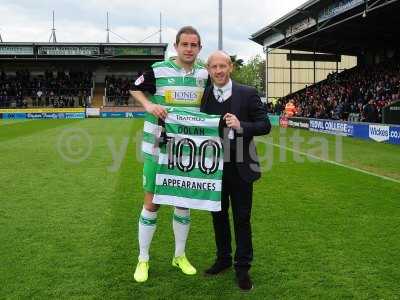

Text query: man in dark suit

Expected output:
[201,51,271,291]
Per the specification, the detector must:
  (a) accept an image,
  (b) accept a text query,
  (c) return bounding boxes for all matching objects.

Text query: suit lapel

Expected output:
[230,81,241,115]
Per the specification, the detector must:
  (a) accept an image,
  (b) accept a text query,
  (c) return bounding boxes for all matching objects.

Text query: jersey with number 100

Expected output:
[153,108,223,212]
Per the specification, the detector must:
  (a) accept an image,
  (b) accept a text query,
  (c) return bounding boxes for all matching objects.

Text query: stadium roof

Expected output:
[0,42,168,61]
[0,42,167,46]
[251,0,400,56]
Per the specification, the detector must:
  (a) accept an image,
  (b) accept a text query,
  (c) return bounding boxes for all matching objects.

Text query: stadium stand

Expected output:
[251,0,400,125]
[277,59,400,123]
[0,69,92,108]
[104,75,134,106]
[0,43,167,109]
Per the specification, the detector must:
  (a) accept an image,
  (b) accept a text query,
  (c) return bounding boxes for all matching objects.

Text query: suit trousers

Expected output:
[211,161,253,273]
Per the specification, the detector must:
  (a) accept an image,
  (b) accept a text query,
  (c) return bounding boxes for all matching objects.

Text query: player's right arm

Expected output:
[130,90,167,120]
[129,70,167,119]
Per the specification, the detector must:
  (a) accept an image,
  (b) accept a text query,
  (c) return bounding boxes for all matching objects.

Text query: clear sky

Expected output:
[0,0,306,61]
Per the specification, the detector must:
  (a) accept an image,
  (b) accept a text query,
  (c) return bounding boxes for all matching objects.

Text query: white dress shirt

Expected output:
[213,79,232,103]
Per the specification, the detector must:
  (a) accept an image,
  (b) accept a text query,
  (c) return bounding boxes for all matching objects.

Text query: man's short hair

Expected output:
[175,26,201,46]
[207,50,232,66]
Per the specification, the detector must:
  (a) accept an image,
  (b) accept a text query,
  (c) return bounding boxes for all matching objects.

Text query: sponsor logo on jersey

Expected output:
[164,89,203,105]
[175,114,206,122]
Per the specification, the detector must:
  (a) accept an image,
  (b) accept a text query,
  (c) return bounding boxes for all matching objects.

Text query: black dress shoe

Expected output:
[204,260,232,275]
[236,273,253,291]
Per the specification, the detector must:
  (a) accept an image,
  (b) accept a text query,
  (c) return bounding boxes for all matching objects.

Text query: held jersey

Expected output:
[135,58,209,161]
[153,108,223,212]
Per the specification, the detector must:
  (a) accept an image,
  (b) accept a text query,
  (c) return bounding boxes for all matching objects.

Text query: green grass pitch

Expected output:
[1,118,399,299]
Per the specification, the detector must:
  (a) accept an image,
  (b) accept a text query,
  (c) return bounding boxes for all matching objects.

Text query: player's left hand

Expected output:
[223,113,241,130]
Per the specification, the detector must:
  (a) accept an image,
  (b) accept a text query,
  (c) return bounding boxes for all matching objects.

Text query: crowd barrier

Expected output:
[0,108,146,119]
[100,111,145,118]
[0,108,85,119]
[280,116,400,145]
[1,109,397,145]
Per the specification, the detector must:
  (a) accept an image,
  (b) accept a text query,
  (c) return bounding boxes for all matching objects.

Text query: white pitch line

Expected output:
[266,142,400,184]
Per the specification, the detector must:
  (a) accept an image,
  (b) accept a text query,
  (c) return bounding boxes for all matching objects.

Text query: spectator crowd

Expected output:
[3,61,399,115]
[0,70,92,108]
[105,75,133,106]
[274,60,400,123]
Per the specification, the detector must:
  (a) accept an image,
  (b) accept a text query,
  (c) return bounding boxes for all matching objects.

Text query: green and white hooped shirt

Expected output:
[133,58,208,161]
[153,107,223,212]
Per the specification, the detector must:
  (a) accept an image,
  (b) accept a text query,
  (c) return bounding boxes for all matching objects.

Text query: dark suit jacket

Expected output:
[201,80,271,183]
